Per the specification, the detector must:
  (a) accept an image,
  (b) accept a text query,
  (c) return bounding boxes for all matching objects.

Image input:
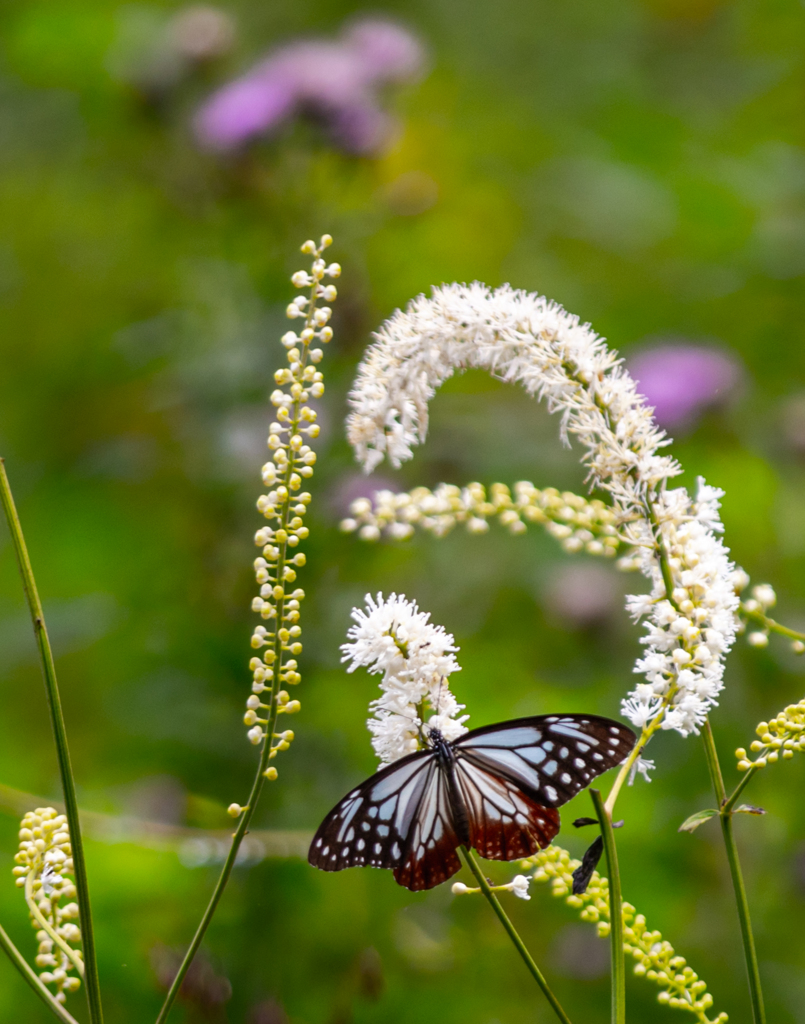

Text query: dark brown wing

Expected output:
[452,714,635,861]
[454,755,560,860]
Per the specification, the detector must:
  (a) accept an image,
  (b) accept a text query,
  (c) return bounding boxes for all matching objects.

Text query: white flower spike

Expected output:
[346,284,739,741]
[341,592,468,763]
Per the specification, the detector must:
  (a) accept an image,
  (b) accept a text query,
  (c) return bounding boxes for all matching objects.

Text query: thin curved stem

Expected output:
[155,273,324,1024]
[0,922,80,1024]
[723,763,760,815]
[0,460,103,1024]
[701,719,765,1024]
[458,846,573,1024]
[604,709,667,817]
[740,604,805,642]
[590,789,625,1024]
[24,873,85,978]
[154,760,268,1023]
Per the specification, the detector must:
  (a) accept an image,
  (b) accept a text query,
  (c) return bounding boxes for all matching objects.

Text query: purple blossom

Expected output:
[544,563,618,627]
[195,17,425,155]
[627,342,743,431]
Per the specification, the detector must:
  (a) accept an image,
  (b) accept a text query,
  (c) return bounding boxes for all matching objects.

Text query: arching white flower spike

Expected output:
[346,284,739,740]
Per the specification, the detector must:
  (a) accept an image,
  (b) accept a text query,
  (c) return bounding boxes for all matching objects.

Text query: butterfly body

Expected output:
[309,714,634,891]
[430,728,471,845]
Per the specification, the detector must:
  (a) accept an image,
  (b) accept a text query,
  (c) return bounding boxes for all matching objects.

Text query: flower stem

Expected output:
[0,922,80,1024]
[154,753,270,1023]
[701,719,766,1024]
[722,763,760,814]
[155,271,325,1023]
[740,604,805,641]
[458,846,573,1024]
[590,789,625,1024]
[0,460,103,1024]
[604,710,666,817]
[24,873,85,978]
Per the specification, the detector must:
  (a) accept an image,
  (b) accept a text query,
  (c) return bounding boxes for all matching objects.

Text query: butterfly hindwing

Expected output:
[454,714,635,808]
[454,756,560,861]
[308,749,438,874]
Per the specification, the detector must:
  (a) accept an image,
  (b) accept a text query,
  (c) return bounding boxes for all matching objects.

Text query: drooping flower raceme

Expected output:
[345,283,740,739]
[520,845,727,1023]
[340,480,621,556]
[341,592,468,763]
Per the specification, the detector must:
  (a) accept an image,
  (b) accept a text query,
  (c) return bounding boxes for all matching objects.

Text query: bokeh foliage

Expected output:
[1,0,805,1021]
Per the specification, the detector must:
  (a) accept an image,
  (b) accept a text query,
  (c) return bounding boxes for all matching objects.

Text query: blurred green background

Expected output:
[2,0,805,1021]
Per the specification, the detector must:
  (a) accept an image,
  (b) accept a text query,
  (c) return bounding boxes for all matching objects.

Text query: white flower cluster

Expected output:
[341,593,468,763]
[346,283,740,738]
[620,481,740,736]
[346,283,679,499]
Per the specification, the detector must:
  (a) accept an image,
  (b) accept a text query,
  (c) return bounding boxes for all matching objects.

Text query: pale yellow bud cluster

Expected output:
[246,235,337,777]
[735,698,805,771]
[341,481,621,556]
[12,808,82,1004]
[522,845,726,1023]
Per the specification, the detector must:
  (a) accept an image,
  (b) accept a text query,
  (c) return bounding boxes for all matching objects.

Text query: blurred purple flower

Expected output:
[195,17,425,155]
[544,563,618,628]
[627,342,743,431]
[328,471,398,519]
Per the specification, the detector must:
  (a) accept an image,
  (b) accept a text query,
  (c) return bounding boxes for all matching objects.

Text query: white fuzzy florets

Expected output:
[341,593,468,762]
[347,284,741,740]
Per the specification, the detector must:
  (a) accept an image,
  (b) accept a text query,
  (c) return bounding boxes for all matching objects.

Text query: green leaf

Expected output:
[678,809,719,833]
[734,804,766,816]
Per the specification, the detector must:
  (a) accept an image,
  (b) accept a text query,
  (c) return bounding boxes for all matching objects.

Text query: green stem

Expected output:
[155,269,324,1024]
[740,604,805,642]
[154,759,269,1023]
[25,873,85,978]
[604,707,669,817]
[0,922,80,1024]
[701,719,765,1024]
[590,789,625,1024]
[458,847,573,1024]
[723,764,760,815]
[0,460,103,1024]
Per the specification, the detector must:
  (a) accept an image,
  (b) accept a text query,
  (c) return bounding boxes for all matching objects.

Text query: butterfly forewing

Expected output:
[454,714,635,808]
[308,749,439,874]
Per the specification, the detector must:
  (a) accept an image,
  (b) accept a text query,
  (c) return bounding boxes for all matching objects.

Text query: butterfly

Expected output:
[308,714,635,891]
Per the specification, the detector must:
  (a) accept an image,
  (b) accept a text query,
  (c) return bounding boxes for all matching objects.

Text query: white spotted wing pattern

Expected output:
[309,714,635,891]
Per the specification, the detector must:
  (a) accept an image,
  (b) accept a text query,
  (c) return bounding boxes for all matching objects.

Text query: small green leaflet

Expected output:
[679,804,767,833]
[678,809,718,833]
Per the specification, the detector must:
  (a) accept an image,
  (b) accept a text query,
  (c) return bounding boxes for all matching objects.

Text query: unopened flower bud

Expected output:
[747,632,769,648]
